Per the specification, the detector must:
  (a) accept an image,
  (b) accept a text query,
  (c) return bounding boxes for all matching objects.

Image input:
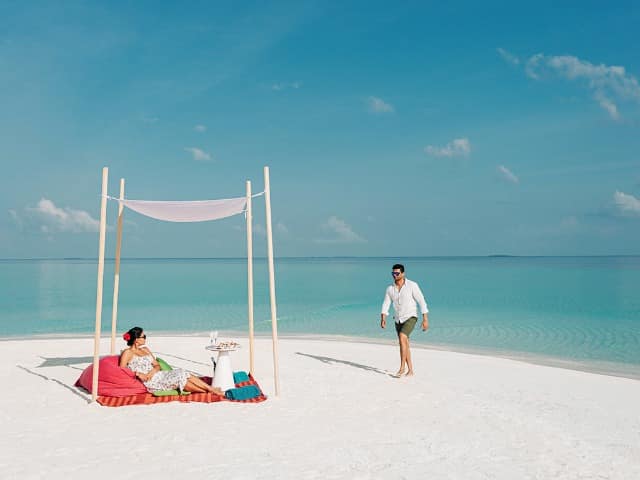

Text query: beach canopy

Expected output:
[92,167,279,403]
[110,196,248,223]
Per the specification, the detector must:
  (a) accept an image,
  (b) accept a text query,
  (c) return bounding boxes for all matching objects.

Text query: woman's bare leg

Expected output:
[183,375,224,395]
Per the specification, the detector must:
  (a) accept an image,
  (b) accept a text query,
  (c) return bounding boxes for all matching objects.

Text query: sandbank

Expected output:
[1,335,639,479]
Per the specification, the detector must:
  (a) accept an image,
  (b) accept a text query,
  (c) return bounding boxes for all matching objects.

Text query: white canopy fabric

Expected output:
[115,196,247,223]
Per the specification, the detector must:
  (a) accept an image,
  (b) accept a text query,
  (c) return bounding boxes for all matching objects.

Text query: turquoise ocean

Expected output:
[2,256,639,378]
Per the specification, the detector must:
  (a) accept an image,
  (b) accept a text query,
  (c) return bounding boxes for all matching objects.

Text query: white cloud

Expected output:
[8,208,25,231]
[316,216,365,243]
[513,216,584,239]
[594,91,620,120]
[497,48,520,65]
[560,216,579,229]
[184,147,212,162]
[497,165,519,184]
[194,124,207,132]
[247,223,288,237]
[272,81,301,91]
[276,222,289,234]
[33,199,100,232]
[253,224,266,237]
[524,53,640,119]
[13,198,101,233]
[613,191,640,215]
[367,96,394,113]
[425,138,471,158]
[550,216,582,234]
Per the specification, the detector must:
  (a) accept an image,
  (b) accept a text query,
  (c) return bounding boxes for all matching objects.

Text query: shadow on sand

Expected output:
[16,365,91,403]
[296,352,395,377]
[37,356,93,369]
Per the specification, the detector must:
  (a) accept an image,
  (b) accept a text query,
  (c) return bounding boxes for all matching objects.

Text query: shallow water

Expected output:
[2,256,639,374]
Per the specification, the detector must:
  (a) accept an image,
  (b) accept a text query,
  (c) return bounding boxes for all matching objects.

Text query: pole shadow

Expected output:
[37,356,93,370]
[295,352,395,377]
[155,352,211,368]
[16,365,91,403]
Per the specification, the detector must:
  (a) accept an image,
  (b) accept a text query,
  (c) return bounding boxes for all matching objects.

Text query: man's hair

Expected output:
[392,263,404,273]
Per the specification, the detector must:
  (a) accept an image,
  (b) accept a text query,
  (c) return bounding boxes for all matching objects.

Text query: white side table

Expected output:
[205,342,240,392]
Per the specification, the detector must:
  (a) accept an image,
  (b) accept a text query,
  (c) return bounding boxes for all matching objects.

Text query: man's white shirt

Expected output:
[381,278,429,323]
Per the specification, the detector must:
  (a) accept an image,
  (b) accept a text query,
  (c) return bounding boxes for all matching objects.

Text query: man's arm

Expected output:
[412,283,429,331]
[421,313,429,331]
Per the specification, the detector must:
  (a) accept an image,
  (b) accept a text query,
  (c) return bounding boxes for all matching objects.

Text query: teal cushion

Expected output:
[225,385,261,400]
[233,371,250,383]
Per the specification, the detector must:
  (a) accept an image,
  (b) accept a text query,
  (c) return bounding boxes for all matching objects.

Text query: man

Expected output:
[380,263,429,377]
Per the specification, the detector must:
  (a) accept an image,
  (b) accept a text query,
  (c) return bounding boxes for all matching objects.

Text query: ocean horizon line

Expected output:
[2,254,640,262]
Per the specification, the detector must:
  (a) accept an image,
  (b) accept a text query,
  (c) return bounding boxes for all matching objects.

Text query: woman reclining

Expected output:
[119,326,224,395]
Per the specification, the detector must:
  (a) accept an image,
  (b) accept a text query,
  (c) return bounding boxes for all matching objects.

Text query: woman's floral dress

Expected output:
[127,354,189,393]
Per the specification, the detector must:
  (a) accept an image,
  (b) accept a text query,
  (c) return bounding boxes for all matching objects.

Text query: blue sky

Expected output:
[2,1,640,258]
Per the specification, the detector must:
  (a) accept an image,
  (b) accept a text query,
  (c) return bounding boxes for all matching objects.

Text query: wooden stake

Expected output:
[92,167,109,402]
[264,166,280,396]
[246,180,255,375]
[110,178,125,355]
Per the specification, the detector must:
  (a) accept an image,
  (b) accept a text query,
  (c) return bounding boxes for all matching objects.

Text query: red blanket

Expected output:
[75,356,267,407]
[94,375,267,407]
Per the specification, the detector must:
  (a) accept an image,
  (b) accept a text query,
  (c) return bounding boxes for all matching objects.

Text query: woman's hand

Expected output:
[137,371,154,382]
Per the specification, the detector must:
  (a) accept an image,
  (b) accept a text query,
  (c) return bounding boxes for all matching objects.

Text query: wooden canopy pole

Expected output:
[92,167,109,402]
[110,178,125,355]
[246,181,255,375]
[263,166,280,396]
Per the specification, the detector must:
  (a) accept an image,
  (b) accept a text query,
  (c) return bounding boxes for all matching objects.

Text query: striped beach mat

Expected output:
[96,374,267,407]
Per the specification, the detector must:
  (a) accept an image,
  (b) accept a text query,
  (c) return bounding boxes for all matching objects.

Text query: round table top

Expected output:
[205,341,241,352]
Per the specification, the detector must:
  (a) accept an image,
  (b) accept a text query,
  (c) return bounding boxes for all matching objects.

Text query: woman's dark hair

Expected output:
[392,263,405,273]
[125,326,144,347]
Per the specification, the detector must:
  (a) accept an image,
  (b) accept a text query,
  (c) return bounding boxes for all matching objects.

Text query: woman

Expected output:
[119,327,224,395]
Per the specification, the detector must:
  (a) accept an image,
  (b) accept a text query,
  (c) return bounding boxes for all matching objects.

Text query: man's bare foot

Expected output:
[405,371,414,377]
[394,369,406,378]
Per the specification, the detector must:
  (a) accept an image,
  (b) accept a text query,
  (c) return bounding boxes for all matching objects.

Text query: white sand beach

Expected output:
[1,335,639,479]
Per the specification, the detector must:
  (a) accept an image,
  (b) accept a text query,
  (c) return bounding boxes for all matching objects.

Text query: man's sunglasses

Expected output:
[391,272,402,277]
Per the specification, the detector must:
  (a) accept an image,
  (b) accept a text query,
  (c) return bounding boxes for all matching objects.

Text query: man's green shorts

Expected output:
[395,316,417,337]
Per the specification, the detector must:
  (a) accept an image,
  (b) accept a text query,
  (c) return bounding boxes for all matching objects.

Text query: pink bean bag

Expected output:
[75,355,148,397]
